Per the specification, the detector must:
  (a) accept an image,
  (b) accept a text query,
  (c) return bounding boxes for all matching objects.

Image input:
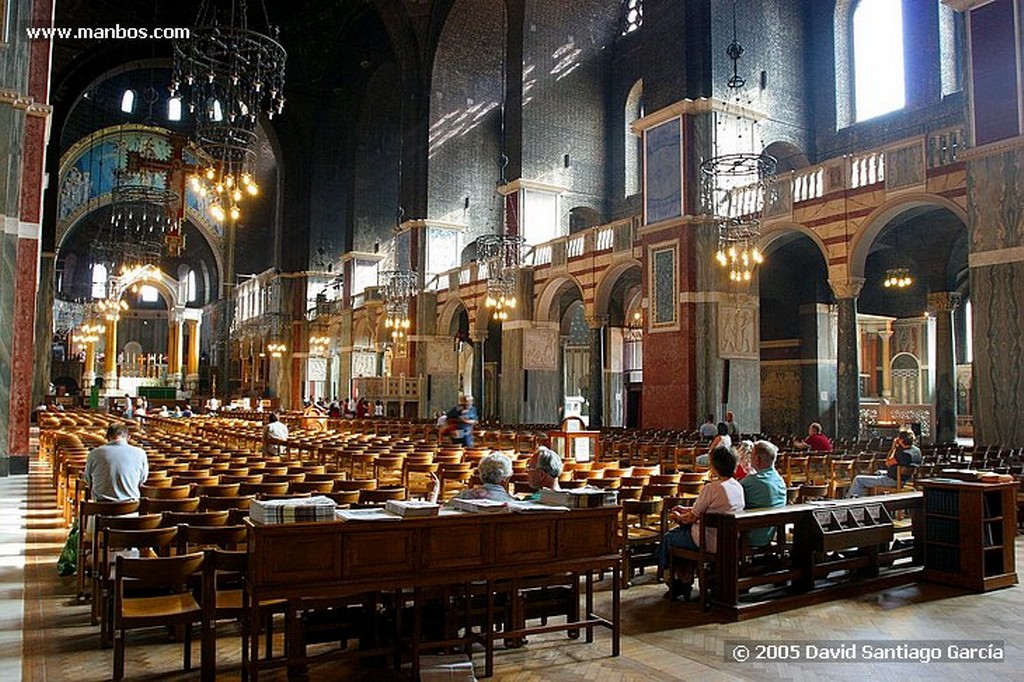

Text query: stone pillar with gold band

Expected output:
[879,324,894,399]
[929,292,960,443]
[185,317,200,389]
[830,278,864,441]
[103,318,118,390]
[167,309,184,387]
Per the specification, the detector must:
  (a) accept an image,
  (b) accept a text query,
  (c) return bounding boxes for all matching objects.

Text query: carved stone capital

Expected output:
[829,277,865,300]
[585,315,609,330]
[927,291,961,314]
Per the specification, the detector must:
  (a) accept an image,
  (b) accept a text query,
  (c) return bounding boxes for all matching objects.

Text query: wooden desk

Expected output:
[244,508,620,680]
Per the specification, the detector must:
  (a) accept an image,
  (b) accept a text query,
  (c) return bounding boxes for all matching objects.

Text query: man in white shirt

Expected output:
[83,423,148,502]
[263,412,290,456]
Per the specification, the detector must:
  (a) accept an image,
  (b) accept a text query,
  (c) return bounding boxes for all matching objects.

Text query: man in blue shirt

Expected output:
[739,440,788,546]
[83,423,148,502]
[453,395,478,447]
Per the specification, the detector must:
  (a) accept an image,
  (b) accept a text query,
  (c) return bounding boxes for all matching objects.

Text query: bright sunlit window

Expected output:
[186,269,197,303]
[91,263,108,299]
[168,96,182,121]
[140,285,159,303]
[853,0,905,121]
[120,89,136,114]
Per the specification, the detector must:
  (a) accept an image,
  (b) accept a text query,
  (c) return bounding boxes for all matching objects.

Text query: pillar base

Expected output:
[103,373,118,391]
[185,373,200,391]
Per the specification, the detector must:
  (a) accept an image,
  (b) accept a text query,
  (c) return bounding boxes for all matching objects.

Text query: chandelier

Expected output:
[171,0,286,223]
[109,181,184,255]
[267,341,287,358]
[477,234,524,321]
[626,309,643,342]
[883,267,913,289]
[309,329,331,355]
[72,320,104,347]
[701,152,776,283]
[379,270,418,341]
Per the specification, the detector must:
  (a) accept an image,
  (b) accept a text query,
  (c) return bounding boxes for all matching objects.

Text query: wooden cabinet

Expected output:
[919,479,1017,591]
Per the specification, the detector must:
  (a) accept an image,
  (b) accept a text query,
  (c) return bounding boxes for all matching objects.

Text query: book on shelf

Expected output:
[385,500,441,517]
[451,498,510,514]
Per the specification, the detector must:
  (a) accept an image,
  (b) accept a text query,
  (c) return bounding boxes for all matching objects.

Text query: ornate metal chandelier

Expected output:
[171,0,286,223]
[477,234,524,321]
[379,270,418,341]
[702,152,776,283]
[883,267,913,289]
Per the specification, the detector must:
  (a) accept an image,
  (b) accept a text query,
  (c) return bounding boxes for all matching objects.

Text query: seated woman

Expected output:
[658,445,745,601]
[695,422,732,467]
[523,446,563,499]
[733,440,755,481]
[430,451,516,504]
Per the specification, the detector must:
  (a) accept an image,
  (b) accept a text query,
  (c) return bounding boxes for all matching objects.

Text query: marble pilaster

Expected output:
[586,316,607,428]
[830,278,864,441]
[929,292,960,444]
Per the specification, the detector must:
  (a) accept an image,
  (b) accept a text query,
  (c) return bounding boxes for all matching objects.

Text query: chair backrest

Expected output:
[358,487,407,505]
[163,510,230,527]
[139,497,201,514]
[116,551,204,590]
[199,494,255,512]
[140,484,192,500]
[176,524,247,554]
[192,483,242,498]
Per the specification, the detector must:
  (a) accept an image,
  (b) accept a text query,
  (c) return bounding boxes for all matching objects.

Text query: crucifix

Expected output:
[125,134,203,257]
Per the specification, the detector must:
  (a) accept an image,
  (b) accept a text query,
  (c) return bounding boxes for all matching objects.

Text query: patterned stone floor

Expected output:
[7,458,1024,681]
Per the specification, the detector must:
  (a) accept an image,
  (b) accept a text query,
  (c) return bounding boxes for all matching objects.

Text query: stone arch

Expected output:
[762,141,810,172]
[438,297,470,337]
[848,194,968,279]
[535,274,586,323]
[116,267,181,310]
[759,222,831,264]
[593,258,643,319]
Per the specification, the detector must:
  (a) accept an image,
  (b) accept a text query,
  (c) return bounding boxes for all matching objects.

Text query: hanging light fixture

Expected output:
[170,0,286,223]
[266,341,287,358]
[477,234,524,321]
[379,269,417,341]
[883,266,913,289]
[703,153,775,283]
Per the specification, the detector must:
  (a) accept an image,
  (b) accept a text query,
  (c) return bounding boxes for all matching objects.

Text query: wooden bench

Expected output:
[670,492,923,620]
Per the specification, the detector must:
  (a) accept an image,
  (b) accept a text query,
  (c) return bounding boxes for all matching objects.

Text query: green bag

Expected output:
[57,520,79,577]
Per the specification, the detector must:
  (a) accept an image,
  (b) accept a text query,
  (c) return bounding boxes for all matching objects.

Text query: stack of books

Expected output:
[451,498,510,514]
[539,487,618,508]
[384,500,441,517]
[250,495,337,524]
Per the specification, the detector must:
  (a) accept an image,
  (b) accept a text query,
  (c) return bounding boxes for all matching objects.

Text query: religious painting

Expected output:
[644,118,682,225]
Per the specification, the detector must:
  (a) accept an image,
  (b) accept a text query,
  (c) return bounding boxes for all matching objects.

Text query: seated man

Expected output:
[83,422,148,502]
[524,446,563,499]
[793,422,833,451]
[263,412,289,456]
[847,429,922,498]
[698,414,717,440]
[739,440,788,546]
[658,445,745,600]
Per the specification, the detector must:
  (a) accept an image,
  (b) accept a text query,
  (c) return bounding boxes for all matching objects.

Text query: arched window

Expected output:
[139,285,159,303]
[852,0,905,121]
[624,80,643,197]
[120,89,136,114]
[91,263,108,299]
[186,269,198,303]
[168,96,182,121]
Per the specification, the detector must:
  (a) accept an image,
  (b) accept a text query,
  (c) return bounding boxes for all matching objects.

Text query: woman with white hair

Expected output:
[430,451,515,504]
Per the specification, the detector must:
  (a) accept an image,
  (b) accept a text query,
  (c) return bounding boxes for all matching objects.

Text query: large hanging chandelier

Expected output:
[702,152,776,283]
[170,0,286,224]
[379,270,418,341]
[477,234,524,321]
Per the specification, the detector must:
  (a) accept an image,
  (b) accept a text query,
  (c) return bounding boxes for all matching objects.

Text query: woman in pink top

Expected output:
[658,445,745,600]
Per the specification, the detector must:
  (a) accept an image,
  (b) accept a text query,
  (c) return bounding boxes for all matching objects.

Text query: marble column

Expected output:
[830,278,864,442]
[879,325,893,399]
[471,330,486,408]
[185,318,200,389]
[83,341,96,388]
[929,292,960,444]
[586,316,607,428]
[103,318,118,389]
[167,311,183,387]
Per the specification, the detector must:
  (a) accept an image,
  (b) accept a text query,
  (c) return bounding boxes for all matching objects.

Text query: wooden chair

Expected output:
[621,498,664,585]
[199,494,255,512]
[140,484,192,500]
[357,487,407,506]
[176,524,247,554]
[112,552,205,681]
[75,500,139,600]
[98,524,177,646]
[191,483,242,498]
[239,481,290,497]
[163,510,230,528]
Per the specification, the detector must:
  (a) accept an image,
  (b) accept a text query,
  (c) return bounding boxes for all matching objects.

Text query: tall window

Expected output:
[186,269,197,303]
[168,96,182,121]
[91,263,108,299]
[853,0,905,121]
[624,80,643,197]
[621,0,643,36]
[139,285,159,303]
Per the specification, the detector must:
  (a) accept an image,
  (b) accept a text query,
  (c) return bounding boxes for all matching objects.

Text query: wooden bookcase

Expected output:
[919,479,1018,591]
